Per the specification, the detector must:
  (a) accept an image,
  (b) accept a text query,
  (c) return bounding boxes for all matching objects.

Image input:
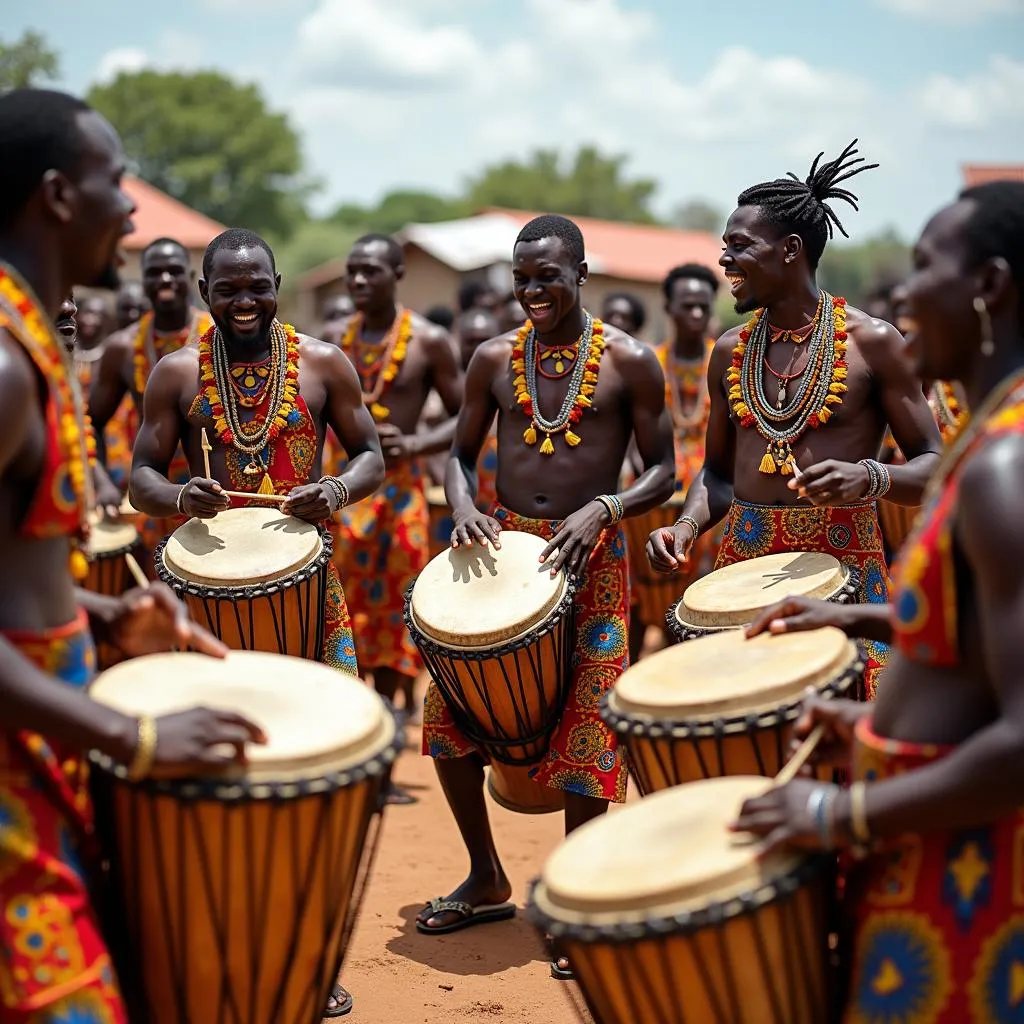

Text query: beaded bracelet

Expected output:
[319,475,350,513]
[674,514,701,541]
[127,714,158,782]
[596,494,624,523]
[858,459,892,500]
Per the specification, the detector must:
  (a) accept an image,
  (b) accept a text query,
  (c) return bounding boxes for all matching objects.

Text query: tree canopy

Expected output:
[0,31,59,92]
[87,69,311,239]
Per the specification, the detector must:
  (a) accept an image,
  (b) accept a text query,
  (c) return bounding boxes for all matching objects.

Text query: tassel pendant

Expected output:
[564,429,581,447]
[759,450,778,474]
[257,472,276,496]
[539,434,555,455]
[779,458,794,476]
[523,423,537,445]
[370,402,389,421]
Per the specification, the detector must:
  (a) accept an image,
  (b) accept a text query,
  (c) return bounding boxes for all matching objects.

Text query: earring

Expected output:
[974,296,995,357]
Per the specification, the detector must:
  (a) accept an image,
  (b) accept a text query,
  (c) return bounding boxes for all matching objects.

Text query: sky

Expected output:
[4,0,1023,241]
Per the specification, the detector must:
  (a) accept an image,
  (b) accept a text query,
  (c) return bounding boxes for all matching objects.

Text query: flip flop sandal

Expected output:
[415,897,517,935]
[550,959,575,981]
[323,983,353,1017]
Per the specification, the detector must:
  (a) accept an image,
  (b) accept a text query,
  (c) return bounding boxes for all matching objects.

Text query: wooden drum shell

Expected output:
[83,534,139,671]
[426,485,453,560]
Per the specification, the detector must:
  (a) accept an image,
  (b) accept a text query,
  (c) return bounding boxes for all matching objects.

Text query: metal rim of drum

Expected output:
[88,701,404,802]
[600,643,866,741]
[665,565,862,643]
[154,529,333,601]
[526,853,831,944]
[402,576,579,661]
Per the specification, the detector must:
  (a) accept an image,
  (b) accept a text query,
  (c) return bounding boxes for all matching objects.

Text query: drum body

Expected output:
[603,627,863,794]
[878,500,919,559]
[156,507,330,659]
[667,550,859,643]
[83,520,141,670]
[529,777,832,1024]
[406,532,574,814]
[426,484,453,559]
[89,651,401,1024]
[623,493,685,628]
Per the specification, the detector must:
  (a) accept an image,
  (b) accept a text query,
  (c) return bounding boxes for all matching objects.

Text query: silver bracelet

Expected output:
[806,784,839,849]
[674,514,700,540]
[858,459,892,500]
[319,475,349,513]
[175,485,187,515]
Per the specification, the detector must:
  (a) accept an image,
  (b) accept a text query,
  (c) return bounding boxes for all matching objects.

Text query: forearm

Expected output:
[0,637,135,760]
[841,602,894,645]
[130,465,183,518]
[681,466,734,534]
[613,462,674,518]
[75,589,121,646]
[841,716,1024,840]
[333,450,383,506]
[445,452,478,516]
[415,417,458,458]
[882,451,940,505]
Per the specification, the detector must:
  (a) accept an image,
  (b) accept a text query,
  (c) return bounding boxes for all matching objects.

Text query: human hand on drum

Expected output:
[451,505,502,549]
[731,777,849,854]
[108,582,230,659]
[180,477,230,519]
[377,423,421,466]
[645,520,695,575]
[146,706,267,779]
[745,595,855,639]
[94,475,123,521]
[788,459,871,506]
[282,482,333,522]
[538,500,607,579]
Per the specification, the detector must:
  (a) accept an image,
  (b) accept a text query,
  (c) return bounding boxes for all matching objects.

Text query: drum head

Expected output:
[611,626,855,720]
[162,507,322,587]
[678,551,846,628]
[536,776,803,925]
[426,485,447,508]
[90,651,394,782]
[410,530,567,648]
[119,496,140,517]
[88,519,139,556]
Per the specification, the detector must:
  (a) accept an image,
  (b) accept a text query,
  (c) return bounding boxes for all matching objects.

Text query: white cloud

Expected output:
[91,31,210,85]
[919,56,1024,128]
[94,47,149,85]
[874,0,1024,23]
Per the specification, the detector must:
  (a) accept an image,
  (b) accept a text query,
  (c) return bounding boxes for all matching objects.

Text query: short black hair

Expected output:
[424,305,454,330]
[202,228,276,279]
[515,214,585,264]
[457,279,496,312]
[662,263,720,301]
[142,236,189,262]
[958,180,1024,319]
[0,89,91,232]
[737,140,879,270]
[351,232,404,268]
[603,291,647,332]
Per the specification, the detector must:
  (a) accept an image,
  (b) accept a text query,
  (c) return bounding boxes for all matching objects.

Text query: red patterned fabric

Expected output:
[841,717,1024,1023]
[422,501,630,803]
[715,500,890,699]
[332,461,428,678]
[0,614,127,1023]
[75,361,134,492]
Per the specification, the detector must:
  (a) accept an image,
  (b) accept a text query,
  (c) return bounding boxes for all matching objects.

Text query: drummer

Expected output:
[735,180,1024,1023]
[646,142,942,697]
[0,88,265,1024]
[418,215,675,971]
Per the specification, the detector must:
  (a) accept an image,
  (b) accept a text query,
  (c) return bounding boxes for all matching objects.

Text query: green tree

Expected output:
[0,31,59,92]
[465,146,659,223]
[672,198,724,234]
[818,228,909,307]
[88,69,312,238]
[269,220,363,284]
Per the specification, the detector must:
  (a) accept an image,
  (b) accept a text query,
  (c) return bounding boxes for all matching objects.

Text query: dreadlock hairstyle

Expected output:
[736,140,879,270]
[515,214,586,264]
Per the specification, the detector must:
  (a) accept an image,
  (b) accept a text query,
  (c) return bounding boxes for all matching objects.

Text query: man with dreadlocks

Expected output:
[647,142,942,698]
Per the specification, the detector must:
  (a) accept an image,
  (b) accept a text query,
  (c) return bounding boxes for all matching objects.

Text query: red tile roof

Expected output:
[484,207,724,284]
[962,165,1024,187]
[122,176,225,251]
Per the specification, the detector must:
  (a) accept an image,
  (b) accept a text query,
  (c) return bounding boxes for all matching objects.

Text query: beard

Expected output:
[213,313,274,353]
[734,294,761,315]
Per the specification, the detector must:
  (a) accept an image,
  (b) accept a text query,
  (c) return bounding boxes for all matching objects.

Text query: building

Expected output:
[296,209,724,341]
[962,164,1024,188]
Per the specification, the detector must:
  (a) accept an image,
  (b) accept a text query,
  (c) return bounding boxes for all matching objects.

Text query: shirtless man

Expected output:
[0,87,261,1024]
[319,292,354,344]
[600,290,646,337]
[332,234,463,716]
[647,142,942,697]
[114,279,148,330]
[735,179,1024,1024]
[419,215,675,979]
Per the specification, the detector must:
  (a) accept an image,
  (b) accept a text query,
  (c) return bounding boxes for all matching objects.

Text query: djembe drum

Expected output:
[83,519,141,670]
[89,650,401,1024]
[405,531,575,814]
[156,507,331,659]
[529,776,832,1024]
[602,627,863,794]
[667,551,859,643]
[878,500,919,559]
[426,484,453,559]
[623,491,686,627]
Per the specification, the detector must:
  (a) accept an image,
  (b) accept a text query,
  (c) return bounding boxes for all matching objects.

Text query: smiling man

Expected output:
[417,215,675,980]
[646,143,942,698]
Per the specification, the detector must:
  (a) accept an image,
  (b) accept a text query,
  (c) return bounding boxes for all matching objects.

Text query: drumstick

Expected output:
[124,552,150,589]
[201,428,213,479]
[773,723,826,786]
[222,490,288,504]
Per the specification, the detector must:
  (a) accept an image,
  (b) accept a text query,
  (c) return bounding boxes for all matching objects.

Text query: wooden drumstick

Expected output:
[221,490,288,504]
[774,723,826,787]
[201,428,213,479]
[124,552,150,589]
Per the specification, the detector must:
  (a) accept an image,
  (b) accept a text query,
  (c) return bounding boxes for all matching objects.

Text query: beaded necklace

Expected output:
[658,339,714,437]
[339,308,413,421]
[132,310,203,396]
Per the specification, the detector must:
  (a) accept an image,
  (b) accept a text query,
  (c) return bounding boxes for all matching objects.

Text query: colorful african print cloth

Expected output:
[138,448,190,556]
[716,500,890,699]
[841,717,1024,1024]
[422,502,630,803]
[333,460,428,678]
[426,434,499,557]
[75,360,134,492]
[0,613,128,1023]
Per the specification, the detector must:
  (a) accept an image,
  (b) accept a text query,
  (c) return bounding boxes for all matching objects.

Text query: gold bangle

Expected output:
[850,781,871,845]
[127,714,158,782]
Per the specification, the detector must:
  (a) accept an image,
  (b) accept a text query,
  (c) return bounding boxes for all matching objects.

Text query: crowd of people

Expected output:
[2,83,1023,1024]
